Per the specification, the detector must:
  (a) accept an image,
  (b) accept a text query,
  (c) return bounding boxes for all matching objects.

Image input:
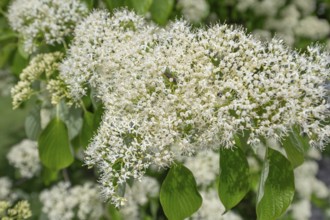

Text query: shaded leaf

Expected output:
[80,110,94,148]
[218,147,250,211]
[282,126,309,168]
[41,166,58,185]
[160,164,202,220]
[11,49,29,76]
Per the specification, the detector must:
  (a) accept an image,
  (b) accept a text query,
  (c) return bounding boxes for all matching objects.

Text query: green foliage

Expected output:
[282,126,310,168]
[256,148,295,220]
[25,107,41,140]
[218,147,250,211]
[160,164,202,220]
[80,110,95,148]
[38,117,74,170]
[126,0,153,14]
[150,0,174,25]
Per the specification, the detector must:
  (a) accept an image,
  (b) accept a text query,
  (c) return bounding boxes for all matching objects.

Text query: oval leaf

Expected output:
[80,110,94,148]
[38,117,74,170]
[218,147,250,211]
[150,0,174,25]
[160,164,202,220]
[256,148,295,220]
[282,126,309,168]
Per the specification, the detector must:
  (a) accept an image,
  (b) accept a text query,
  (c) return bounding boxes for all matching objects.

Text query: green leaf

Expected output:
[80,110,94,148]
[150,0,174,25]
[218,147,250,211]
[25,107,42,140]
[41,166,58,185]
[282,126,309,168]
[103,0,126,11]
[127,0,153,14]
[11,49,29,76]
[57,101,83,140]
[38,117,74,170]
[108,204,123,220]
[256,148,295,220]
[0,42,16,68]
[160,163,202,220]
[0,31,16,42]
[93,104,104,130]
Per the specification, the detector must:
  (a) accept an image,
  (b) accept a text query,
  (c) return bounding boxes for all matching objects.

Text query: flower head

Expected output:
[8,0,88,53]
[7,139,40,179]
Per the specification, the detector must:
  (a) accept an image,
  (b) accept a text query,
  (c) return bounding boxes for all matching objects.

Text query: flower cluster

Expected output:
[39,182,103,220]
[7,139,40,179]
[177,0,210,23]
[11,52,69,108]
[236,0,330,46]
[0,178,15,202]
[0,200,32,220]
[120,176,159,219]
[60,9,330,206]
[7,0,88,53]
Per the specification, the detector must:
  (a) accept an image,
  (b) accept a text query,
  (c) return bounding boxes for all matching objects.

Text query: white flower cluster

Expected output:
[11,52,67,108]
[39,182,103,220]
[288,159,330,220]
[0,177,14,201]
[7,139,40,179]
[7,0,88,53]
[120,176,159,219]
[238,0,330,46]
[177,0,210,23]
[61,9,330,206]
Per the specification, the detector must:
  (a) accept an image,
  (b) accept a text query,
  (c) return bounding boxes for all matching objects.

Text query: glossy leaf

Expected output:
[38,117,74,170]
[160,164,202,220]
[256,148,295,220]
[150,0,174,25]
[282,126,309,168]
[218,147,250,211]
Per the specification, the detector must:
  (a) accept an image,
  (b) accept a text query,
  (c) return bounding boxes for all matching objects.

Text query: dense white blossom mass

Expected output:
[7,0,88,53]
[39,182,103,220]
[60,9,330,206]
[7,139,40,179]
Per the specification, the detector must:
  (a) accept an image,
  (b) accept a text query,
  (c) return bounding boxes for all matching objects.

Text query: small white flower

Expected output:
[7,139,40,179]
